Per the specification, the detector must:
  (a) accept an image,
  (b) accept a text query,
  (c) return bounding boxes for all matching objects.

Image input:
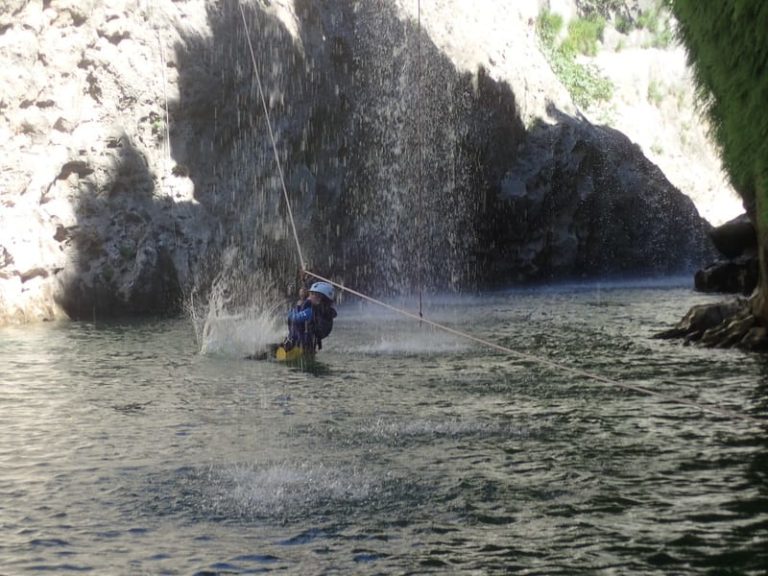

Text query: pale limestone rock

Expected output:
[393,0,575,125]
[0,0,734,324]
[588,46,742,226]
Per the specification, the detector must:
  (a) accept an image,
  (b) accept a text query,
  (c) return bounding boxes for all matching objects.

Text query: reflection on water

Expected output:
[0,282,766,574]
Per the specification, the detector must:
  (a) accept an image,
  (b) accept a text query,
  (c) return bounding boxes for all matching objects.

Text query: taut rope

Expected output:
[238,1,306,271]
[416,0,424,319]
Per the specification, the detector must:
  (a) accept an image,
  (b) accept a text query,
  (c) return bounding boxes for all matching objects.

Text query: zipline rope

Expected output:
[237,1,761,426]
[416,0,424,319]
[301,270,760,424]
[238,1,306,271]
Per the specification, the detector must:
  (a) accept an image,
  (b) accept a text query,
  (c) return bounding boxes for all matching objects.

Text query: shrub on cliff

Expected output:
[562,15,606,57]
[536,9,614,108]
[671,1,768,321]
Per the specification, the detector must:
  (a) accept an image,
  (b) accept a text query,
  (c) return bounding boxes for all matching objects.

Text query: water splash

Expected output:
[342,2,479,292]
[359,417,533,443]
[185,461,403,523]
[188,2,504,304]
[353,332,468,355]
[188,248,286,357]
[198,308,283,358]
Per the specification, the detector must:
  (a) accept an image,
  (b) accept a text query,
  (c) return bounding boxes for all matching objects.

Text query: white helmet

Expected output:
[309,281,335,302]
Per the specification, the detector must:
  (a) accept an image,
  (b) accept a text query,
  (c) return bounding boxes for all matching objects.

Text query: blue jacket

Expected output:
[287,299,337,351]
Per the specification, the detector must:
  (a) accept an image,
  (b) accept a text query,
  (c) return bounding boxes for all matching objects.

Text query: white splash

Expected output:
[354,332,468,355]
[199,309,283,357]
[360,417,526,441]
[190,264,286,358]
[202,461,383,520]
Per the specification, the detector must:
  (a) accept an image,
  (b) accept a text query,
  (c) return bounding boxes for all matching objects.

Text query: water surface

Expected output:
[1,281,766,574]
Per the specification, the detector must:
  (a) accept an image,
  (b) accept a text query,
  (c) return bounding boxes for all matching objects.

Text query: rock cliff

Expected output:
[0,0,715,324]
[1,0,216,321]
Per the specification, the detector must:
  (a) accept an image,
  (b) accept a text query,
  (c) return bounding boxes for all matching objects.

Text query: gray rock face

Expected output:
[694,214,758,296]
[695,257,758,296]
[708,214,756,259]
[654,298,767,352]
[478,115,716,283]
[0,0,716,324]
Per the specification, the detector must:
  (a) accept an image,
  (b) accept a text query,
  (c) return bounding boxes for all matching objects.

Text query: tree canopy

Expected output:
[670,1,768,214]
[671,0,768,322]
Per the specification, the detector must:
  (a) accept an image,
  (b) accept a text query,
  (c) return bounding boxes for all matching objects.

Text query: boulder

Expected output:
[694,255,758,295]
[693,213,758,295]
[709,213,756,258]
[654,298,768,351]
[654,299,745,341]
[483,115,716,282]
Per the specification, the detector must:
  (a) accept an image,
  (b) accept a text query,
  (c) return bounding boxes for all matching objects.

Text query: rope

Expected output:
[238,1,306,271]
[237,0,761,426]
[416,0,424,319]
[302,270,760,424]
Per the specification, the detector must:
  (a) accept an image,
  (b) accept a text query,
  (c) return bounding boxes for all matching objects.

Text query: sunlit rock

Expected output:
[0,0,725,324]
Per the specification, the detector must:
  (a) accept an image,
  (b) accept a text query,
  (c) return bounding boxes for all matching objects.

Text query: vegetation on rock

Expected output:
[563,15,606,57]
[536,9,614,107]
[665,0,768,346]
[576,0,674,47]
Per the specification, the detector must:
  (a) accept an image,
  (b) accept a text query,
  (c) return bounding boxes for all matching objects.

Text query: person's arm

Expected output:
[288,306,314,323]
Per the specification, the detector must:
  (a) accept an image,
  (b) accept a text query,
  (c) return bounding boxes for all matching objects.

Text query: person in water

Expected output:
[282,281,337,354]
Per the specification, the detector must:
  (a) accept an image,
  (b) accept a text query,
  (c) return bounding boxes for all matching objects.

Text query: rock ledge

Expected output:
[654,299,767,352]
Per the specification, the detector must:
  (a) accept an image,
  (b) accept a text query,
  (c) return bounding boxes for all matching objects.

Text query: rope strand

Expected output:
[302,270,760,425]
[238,1,306,271]
[416,0,424,319]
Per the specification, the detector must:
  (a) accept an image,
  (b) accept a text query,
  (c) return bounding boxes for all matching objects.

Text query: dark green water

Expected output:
[1,281,766,574]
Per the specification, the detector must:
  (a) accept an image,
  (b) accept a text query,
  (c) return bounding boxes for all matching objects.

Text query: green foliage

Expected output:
[615,16,633,34]
[670,0,768,212]
[610,1,674,49]
[576,0,626,19]
[654,21,675,48]
[637,7,661,34]
[536,10,563,48]
[536,9,614,108]
[639,10,675,48]
[563,15,606,56]
[151,118,164,137]
[548,50,614,107]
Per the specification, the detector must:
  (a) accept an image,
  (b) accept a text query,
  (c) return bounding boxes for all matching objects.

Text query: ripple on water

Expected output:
[2,289,767,574]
